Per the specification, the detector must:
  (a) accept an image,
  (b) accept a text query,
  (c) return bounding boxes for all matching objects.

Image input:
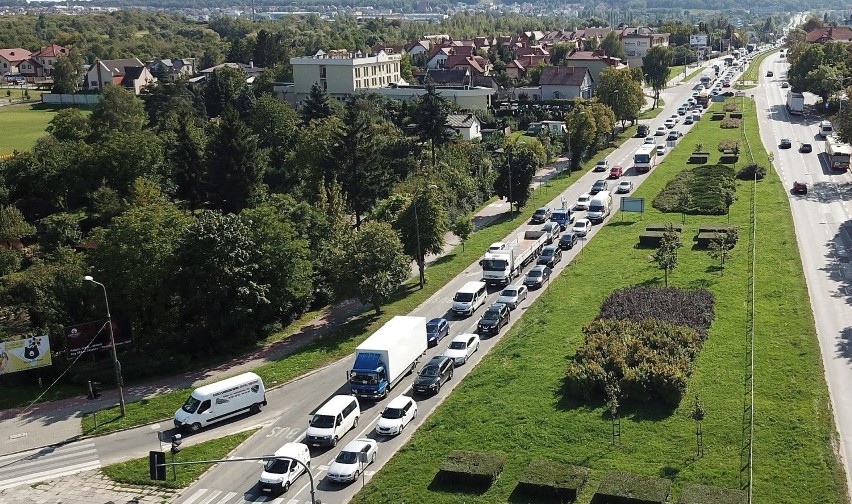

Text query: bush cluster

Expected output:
[653,164,736,215]
[591,470,672,504]
[565,318,704,405]
[598,286,715,337]
[720,118,742,129]
[722,103,740,112]
[736,163,767,180]
[717,139,739,153]
[437,450,506,488]
[679,484,748,504]
[516,460,590,502]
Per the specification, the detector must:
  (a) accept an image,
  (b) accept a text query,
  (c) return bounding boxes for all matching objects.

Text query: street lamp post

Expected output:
[84,275,126,417]
[412,184,438,290]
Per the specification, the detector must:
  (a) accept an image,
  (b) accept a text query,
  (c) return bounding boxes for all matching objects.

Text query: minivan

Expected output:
[174,372,266,432]
[587,191,612,224]
[819,120,833,138]
[452,281,487,317]
[306,395,360,447]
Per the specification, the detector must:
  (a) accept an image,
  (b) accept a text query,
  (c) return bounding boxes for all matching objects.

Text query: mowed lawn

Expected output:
[352,100,846,503]
[0,104,60,155]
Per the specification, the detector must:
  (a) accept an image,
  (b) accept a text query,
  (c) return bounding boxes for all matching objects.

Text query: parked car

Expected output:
[575,193,592,210]
[426,318,449,347]
[496,284,528,309]
[412,356,454,395]
[375,395,417,436]
[443,333,480,366]
[572,218,592,236]
[779,138,792,149]
[799,143,813,153]
[793,181,808,194]
[593,160,609,172]
[477,303,510,336]
[531,206,551,223]
[524,264,552,289]
[559,232,578,250]
[537,245,562,268]
[609,165,623,178]
[590,179,608,194]
[326,439,377,484]
[656,144,667,155]
[616,181,634,194]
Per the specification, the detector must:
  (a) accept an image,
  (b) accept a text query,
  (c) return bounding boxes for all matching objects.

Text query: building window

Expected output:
[91,81,97,87]
[320,66,326,78]
[322,80,327,90]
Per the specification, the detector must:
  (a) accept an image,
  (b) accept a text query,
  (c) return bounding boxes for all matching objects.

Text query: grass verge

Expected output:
[0,102,61,154]
[80,126,640,435]
[101,428,259,489]
[350,97,847,503]
[640,98,666,120]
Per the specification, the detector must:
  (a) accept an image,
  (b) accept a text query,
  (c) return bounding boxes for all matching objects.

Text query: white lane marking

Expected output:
[0,460,101,491]
[180,489,208,504]
[198,490,222,504]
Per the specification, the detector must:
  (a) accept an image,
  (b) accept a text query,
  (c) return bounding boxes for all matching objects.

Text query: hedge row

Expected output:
[652,164,736,215]
[678,484,748,504]
[598,286,715,337]
[437,450,506,488]
[516,460,590,502]
[591,470,671,504]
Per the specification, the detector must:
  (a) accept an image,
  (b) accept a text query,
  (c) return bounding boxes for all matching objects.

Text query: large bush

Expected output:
[437,450,506,488]
[736,163,767,180]
[652,164,736,215]
[598,286,715,337]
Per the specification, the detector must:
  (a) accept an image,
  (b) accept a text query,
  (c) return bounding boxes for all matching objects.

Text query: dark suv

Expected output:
[413,356,454,395]
[477,303,510,336]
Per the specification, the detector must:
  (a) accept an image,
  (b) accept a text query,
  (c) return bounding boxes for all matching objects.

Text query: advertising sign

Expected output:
[65,319,131,358]
[690,34,708,46]
[0,336,52,375]
[620,197,645,214]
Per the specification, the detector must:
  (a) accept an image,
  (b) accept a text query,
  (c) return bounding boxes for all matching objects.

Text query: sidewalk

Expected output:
[0,159,567,457]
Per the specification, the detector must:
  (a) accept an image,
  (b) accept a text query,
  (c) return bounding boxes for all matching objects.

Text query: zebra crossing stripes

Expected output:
[0,442,100,491]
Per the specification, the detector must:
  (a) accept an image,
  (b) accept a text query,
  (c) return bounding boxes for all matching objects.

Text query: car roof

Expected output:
[536,206,549,211]
[488,302,506,310]
[451,333,475,342]
[340,438,373,452]
[427,317,445,324]
[530,265,547,271]
[427,355,451,366]
[387,395,413,409]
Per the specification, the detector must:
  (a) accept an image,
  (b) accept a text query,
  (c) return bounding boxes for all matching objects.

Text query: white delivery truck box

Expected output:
[174,372,267,432]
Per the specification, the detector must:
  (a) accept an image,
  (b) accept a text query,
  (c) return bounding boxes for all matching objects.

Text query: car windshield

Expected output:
[579,196,589,202]
[181,395,201,414]
[382,407,405,419]
[420,365,440,377]
[454,292,473,302]
[426,321,441,332]
[264,458,292,474]
[541,249,554,257]
[449,341,468,350]
[528,270,542,278]
[500,287,517,297]
[552,211,567,219]
[310,414,336,428]
[534,210,546,217]
[335,451,358,464]
[350,372,378,385]
[483,311,499,321]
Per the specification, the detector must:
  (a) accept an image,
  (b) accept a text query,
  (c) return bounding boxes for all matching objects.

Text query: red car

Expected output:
[609,165,623,179]
[793,181,808,195]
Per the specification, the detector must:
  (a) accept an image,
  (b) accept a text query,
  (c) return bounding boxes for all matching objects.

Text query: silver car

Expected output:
[496,284,528,310]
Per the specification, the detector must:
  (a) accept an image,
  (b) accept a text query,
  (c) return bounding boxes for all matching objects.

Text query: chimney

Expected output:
[249,60,254,69]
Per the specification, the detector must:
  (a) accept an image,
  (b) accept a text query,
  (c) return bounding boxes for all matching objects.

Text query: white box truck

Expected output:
[174,372,266,432]
[348,316,427,399]
[786,91,804,115]
[587,191,612,224]
[480,229,548,286]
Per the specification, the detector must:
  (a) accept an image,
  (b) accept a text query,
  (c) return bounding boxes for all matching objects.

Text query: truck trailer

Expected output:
[480,229,548,286]
[348,316,427,399]
[786,91,804,115]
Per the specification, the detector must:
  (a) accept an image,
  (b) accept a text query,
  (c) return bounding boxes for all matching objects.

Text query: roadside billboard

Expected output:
[620,197,645,214]
[690,34,708,46]
[0,336,52,375]
[64,319,131,358]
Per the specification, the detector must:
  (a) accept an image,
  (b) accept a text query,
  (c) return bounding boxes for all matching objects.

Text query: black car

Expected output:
[477,303,511,336]
[412,356,454,395]
[590,179,608,195]
[537,245,562,268]
[780,138,792,149]
[559,232,578,250]
[799,143,813,153]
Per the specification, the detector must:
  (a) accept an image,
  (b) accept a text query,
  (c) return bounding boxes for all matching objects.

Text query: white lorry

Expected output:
[348,316,427,399]
[480,229,548,286]
[587,191,612,224]
[786,91,804,115]
[174,372,267,432]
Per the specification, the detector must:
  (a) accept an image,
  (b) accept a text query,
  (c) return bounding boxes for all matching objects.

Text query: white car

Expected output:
[572,218,592,236]
[575,193,592,210]
[643,136,655,145]
[670,114,680,123]
[664,119,676,129]
[496,284,528,310]
[326,438,378,483]
[375,395,417,436]
[616,181,634,194]
[656,144,667,155]
[443,333,480,366]
[655,126,667,136]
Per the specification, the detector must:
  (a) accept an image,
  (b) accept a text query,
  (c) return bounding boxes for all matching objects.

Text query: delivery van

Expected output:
[174,372,267,432]
[451,281,488,317]
[258,442,311,494]
[306,394,360,447]
[586,191,612,224]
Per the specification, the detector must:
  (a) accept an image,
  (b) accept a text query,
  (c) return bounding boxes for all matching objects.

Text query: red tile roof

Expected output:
[0,48,31,63]
[806,27,852,43]
[31,44,69,58]
[539,66,589,86]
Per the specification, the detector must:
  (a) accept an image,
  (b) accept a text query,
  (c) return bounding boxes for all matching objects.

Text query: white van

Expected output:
[819,120,834,138]
[451,281,487,317]
[587,191,612,224]
[258,442,310,494]
[174,372,266,432]
[306,395,360,447]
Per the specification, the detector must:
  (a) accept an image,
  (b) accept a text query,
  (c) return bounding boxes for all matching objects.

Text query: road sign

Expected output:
[769,152,775,162]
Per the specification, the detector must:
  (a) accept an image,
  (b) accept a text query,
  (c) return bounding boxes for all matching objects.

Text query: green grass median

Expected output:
[351,98,846,503]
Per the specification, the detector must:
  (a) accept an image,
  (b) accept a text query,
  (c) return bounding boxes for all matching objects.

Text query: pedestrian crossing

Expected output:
[0,441,100,491]
[179,488,307,504]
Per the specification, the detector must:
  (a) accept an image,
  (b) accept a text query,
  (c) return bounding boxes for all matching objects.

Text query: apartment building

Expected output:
[289,49,402,104]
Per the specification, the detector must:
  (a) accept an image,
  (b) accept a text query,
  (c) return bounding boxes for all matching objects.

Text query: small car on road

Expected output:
[524,265,552,289]
[327,439,377,484]
[609,165,623,178]
[593,160,609,172]
[572,218,592,236]
[616,181,634,194]
[413,356,454,395]
[779,138,792,149]
[575,193,592,210]
[559,232,578,250]
[375,395,417,436]
[799,143,813,153]
[793,181,808,195]
[426,318,450,347]
[443,333,480,366]
[537,245,562,268]
[496,284,528,310]
[477,303,510,336]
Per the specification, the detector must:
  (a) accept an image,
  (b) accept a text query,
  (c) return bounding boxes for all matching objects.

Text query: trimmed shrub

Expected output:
[591,471,671,504]
[679,484,747,504]
[645,223,683,233]
[736,163,767,180]
[722,103,739,112]
[711,112,726,120]
[438,450,506,487]
[653,164,736,215]
[638,231,664,248]
[717,140,739,153]
[516,460,590,502]
[598,286,716,336]
[720,118,741,128]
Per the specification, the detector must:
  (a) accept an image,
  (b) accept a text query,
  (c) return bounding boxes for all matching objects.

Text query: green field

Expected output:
[352,99,846,503]
[0,103,58,155]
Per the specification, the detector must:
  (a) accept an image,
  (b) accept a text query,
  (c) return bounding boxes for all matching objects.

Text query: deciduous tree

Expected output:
[642,46,674,109]
[88,84,147,141]
[339,221,410,314]
[51,53,84,94]
[652,224,682,287]
[596,68,644,129]
[492,140,545,212]
[396,185,448,288]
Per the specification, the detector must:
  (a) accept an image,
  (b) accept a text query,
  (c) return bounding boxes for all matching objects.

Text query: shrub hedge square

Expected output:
[591,470,671,504]
[438,450,506,487]
[516,460,590,502]
[638,231,664,247]
[598,286,715,337]
[678,484,747,504]
[652,164,736,215]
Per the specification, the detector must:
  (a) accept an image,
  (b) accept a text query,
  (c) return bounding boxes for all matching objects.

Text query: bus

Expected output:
[825,136,852,171]
[633,144,658,173]
[700,74,711,87]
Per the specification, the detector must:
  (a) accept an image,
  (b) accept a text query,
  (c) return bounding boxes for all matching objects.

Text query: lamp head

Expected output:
[84,276,94,282]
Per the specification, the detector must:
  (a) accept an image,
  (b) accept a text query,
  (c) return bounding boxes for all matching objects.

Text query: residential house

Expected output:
[619,26,670,68]
[566,49,628,89]
[0,48,31,74]
[806,27,852,44]
[146,58,196,80]
[29,44,69,77]
[444,54,491,76]
[194,62,266,84]
[514,54,550,71]
[85,58,146,91]
[538,66,593,100]
[406,40,431,58]
[18,59,43,80]
[426,47,452,69]
[120,66,156,94]
[285,49,401,105]
[446,113,482,140]
[506,60,526,79]
[579,27,614,49]
[423,68,471,87]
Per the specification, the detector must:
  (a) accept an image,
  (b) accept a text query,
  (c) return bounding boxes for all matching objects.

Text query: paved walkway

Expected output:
[0,469,178,504]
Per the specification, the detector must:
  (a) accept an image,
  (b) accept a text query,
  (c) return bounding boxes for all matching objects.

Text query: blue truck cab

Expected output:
[349,353,389,398]
[550,209,574,230]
